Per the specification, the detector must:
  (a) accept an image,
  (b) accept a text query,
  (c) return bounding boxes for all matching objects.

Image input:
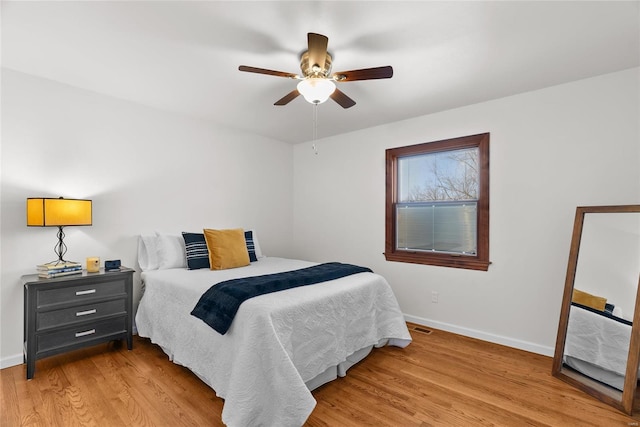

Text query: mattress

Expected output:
[135,257,412,426]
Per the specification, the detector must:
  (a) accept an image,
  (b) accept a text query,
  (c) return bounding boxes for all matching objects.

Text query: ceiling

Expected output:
[2,1,639,144]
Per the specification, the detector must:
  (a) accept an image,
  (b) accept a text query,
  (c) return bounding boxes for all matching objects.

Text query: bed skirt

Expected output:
[564,355,625,391]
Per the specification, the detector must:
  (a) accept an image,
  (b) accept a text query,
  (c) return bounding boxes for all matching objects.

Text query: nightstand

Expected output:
[22,267,134,379]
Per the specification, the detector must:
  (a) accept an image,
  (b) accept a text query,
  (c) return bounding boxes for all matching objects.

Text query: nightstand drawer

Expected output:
[36,317,126,354]
[37,299,126,331]
[37,279,125,308]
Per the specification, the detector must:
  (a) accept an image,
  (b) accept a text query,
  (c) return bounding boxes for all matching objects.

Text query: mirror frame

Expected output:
[552,204,640,415]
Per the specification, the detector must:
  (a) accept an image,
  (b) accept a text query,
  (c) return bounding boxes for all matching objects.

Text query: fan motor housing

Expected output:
[300,51,332,78]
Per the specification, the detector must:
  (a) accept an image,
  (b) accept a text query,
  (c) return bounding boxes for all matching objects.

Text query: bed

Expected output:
[564,302,634,391]
[134,232,412,426]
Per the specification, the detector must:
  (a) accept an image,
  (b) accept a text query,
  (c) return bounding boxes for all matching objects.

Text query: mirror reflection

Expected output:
[554,206,640,414]
[575,213,640,321]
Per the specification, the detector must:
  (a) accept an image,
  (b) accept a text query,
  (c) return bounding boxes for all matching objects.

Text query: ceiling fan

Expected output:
[239,33,393,109]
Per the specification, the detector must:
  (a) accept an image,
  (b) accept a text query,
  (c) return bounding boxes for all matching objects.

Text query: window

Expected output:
[385,133,490,271]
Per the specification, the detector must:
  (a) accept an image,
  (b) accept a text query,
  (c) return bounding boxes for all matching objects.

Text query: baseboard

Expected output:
[404,314,555,357]
[1,354,24,370]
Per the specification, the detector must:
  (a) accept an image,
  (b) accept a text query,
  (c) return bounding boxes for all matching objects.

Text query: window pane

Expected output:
[398,147,478,202]
[396,202,477,255]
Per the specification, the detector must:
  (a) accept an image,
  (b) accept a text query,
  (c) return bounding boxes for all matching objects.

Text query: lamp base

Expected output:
[54,226,69,263]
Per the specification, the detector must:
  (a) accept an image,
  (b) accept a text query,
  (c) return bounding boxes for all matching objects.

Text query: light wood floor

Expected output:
[2,324,639,426]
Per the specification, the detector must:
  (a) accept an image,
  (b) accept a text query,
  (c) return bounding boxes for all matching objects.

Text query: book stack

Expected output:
[38,261,83,279]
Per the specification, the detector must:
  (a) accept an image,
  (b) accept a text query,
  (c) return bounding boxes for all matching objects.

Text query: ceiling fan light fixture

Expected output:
[297,78,336,104]
[239,33,392,108]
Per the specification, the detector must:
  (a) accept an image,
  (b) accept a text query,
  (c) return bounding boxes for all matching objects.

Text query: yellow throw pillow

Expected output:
[572,288,607,311]
[203,228,250,270]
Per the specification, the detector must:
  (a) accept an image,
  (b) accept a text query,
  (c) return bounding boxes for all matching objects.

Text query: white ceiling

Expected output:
[2,1,639,144]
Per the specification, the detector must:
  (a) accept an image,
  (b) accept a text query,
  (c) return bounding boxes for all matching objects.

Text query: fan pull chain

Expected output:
[312,103,319,155]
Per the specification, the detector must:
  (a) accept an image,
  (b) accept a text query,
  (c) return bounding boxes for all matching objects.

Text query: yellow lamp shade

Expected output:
[27,198,92,227]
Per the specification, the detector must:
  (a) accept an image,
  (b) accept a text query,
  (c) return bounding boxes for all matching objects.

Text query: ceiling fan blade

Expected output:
[307,33,329,72]
[274,89,301,106]
[239,65,298,79]
[330,88,356,109]
[332,66,393,82]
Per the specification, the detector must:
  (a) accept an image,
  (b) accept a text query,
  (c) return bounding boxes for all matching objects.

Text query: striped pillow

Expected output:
[182,232,211,270]
[244,230,258,262]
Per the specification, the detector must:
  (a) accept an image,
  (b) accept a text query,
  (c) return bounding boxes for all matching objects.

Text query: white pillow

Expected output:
[156,232,187,269]
[247,229,265,258]
[138,234,160,271]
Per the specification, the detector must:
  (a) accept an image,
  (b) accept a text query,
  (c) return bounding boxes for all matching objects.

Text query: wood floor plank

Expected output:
[0,367,22,426]
[2,325,640,426]
[16,369,47,426]
[60,352,125,426]
[115,343,222,424]
[102,351,187,426]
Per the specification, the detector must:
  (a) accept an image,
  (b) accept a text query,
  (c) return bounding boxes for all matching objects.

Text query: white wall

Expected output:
[293,68,640,356]
[0,69,294,366]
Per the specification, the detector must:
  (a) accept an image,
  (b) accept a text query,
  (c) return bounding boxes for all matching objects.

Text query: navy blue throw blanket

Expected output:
[191,262,372,335]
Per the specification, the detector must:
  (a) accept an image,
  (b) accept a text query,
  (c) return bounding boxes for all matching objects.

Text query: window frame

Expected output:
[385,133,490,271]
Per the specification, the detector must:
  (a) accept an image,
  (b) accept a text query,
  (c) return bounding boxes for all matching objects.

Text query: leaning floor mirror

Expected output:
[553,205,640,414]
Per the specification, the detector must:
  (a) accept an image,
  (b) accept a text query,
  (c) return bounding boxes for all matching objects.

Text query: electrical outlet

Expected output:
[431,291,439,303]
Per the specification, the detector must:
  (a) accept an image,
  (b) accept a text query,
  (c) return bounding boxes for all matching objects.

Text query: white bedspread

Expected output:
[135,257,411,427]
[565,304,631,376]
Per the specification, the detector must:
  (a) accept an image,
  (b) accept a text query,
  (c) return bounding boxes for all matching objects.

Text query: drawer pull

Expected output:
[75,329,96,338]
[75,289,96,296]
[76,309,97,317]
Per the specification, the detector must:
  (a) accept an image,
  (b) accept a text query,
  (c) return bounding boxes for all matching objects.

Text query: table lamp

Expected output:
[27,197,92,265]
